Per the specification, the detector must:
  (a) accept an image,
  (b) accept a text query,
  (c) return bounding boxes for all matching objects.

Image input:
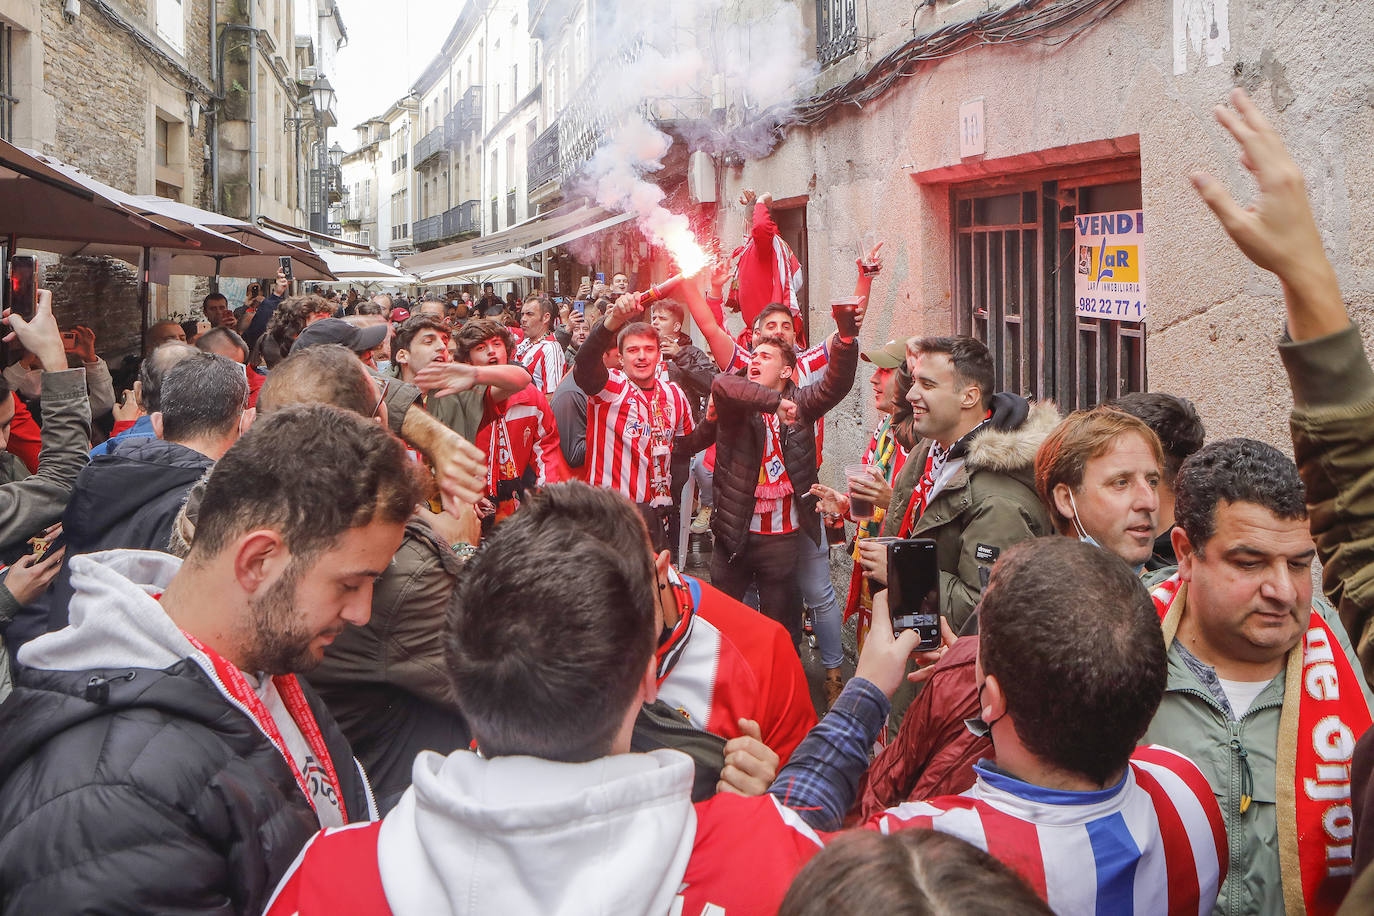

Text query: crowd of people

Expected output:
[0,89,1369,915]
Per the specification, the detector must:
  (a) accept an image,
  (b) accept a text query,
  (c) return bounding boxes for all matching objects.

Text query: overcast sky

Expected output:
[332,0,457,150]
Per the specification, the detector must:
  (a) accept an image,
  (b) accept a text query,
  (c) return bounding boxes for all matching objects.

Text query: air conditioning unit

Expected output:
[687,151,717,205]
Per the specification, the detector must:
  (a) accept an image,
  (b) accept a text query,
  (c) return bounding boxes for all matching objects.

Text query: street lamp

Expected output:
[329,142,344,169]
[311,76,336,120]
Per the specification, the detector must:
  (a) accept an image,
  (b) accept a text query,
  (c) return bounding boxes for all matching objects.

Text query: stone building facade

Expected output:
[713,0,1374,474]
[2,0,215,357]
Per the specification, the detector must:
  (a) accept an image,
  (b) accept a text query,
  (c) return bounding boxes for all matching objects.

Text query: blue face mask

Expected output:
[1067,490,1103,550]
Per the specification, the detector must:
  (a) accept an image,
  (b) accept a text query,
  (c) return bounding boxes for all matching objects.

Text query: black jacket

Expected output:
[0,656,371,915]
[43,436,213,634]
[703,338,859,561]
[306,517,469,814]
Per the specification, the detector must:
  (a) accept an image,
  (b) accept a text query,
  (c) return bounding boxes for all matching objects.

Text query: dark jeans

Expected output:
[712,530,803,650]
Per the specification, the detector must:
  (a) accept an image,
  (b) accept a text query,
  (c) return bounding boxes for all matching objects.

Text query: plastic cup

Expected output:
[846,463,877,520]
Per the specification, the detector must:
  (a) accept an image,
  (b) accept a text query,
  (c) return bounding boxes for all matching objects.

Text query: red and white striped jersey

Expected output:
[513,334,567,396]
[869,745,1228,916]
[584,370,695,503]
[475,385,569,521]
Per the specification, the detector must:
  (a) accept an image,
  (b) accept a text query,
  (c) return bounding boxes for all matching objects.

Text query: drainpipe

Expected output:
[209,0,219,211]
[248,2,260,220]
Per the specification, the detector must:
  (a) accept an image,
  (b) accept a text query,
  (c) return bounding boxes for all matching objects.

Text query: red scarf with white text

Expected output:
[184,632,348,824]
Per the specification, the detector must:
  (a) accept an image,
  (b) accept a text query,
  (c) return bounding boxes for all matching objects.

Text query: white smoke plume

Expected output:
[568,0,816,270]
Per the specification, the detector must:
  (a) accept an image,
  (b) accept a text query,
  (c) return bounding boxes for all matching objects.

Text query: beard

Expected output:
[239,560,324,676]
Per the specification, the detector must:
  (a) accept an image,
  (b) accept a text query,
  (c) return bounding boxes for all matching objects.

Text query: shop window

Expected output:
[952,172,1145,411]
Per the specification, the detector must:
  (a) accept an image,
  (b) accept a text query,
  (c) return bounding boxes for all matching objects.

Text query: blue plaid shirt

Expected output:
[768,677,889,830]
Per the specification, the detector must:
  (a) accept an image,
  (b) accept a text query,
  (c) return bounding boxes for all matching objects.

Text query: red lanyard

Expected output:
[183,631,347,822]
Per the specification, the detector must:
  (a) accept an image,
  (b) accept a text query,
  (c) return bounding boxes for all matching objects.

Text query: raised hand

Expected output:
[1190,88,1344,340]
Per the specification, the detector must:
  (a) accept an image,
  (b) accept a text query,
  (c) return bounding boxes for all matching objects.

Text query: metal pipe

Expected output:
[248,3,259,220]
[209,0,218,212]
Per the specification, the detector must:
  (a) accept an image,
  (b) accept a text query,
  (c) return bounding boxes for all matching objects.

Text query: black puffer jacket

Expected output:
[705,337,859,561]
[0,552,373,915]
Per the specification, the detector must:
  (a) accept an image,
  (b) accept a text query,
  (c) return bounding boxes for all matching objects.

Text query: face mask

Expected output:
[1067,490,1103,550]
[963,679,1006,739]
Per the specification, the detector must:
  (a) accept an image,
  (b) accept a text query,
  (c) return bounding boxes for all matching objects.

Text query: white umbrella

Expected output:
[420,261,543,284]
[315,248,414,281]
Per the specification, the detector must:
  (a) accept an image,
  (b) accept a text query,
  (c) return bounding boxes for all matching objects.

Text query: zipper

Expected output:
[356,757,379,820]
[1166,683,1282,916]
[188,653,342,823]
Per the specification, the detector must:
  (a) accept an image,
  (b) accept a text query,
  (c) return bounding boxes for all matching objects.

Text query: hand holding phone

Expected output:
[888,538,942,651]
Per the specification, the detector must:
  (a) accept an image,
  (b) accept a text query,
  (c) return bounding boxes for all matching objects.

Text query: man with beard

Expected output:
[0,406,422,914]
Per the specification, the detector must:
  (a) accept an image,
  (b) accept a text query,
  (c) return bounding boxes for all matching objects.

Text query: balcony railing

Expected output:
[443,199,480,238]
[414,214,444,245]
[815,0,858,67]
[444,110,462,149]
[558,39,643,181]
[414,127,448,167]
[527,121,559,190]
[459,85,483,133]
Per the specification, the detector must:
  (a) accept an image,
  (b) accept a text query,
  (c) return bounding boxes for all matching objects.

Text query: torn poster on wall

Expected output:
[1174,0,1231,75]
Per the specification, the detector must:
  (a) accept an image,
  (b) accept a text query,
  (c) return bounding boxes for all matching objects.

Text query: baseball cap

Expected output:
[390,307,412,323]
[290,318,389,355]
[860,339,907,369]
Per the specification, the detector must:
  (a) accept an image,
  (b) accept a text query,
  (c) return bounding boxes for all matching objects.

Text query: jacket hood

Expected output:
[64,438,213,545]
[966,396,1060,474]
[18,550,192,673]
[375,748,697,916]
[0,551,228,782]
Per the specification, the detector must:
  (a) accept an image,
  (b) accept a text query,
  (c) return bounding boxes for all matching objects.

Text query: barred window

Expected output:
[952,171,1145,411]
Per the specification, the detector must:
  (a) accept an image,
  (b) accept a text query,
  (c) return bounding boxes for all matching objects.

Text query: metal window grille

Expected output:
[953,176,1145,411]
[815,0,858,67]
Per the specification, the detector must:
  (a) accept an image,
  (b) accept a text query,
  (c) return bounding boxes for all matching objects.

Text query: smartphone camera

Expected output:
[8,255,37,322]
[888,538,942,651]
[278,256,294,283]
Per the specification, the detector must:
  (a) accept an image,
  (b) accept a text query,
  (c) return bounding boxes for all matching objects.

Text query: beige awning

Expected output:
[401,202,627,271]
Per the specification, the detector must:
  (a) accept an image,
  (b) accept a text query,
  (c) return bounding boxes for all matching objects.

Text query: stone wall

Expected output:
[33,0,214,359]
[724,0,1374,484]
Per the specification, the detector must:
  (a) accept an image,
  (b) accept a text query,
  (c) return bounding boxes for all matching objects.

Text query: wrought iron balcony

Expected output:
[558,39,643,181]
[459,85,483,133]
[443,199,480,238]
[527,121,559,191]
[413,127,448,168]
[816,0,858,67]
[414,215,444,245]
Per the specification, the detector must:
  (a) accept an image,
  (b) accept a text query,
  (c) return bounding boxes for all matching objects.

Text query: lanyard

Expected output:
[183,631,347,823]
[631,380,673,506]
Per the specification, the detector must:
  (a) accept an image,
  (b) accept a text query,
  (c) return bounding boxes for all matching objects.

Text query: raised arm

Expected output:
[683,266,739,371]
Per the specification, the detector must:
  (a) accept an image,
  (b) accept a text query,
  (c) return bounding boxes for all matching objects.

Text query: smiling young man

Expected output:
[574,295,698,551]
[861,336,1058,634]
[0,405,423,914]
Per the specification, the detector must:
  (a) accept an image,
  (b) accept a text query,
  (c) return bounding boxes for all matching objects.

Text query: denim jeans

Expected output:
[691,455,713,508]
[796,530,844,669]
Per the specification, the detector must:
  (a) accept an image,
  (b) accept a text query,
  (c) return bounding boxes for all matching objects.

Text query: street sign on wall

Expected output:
[1074,209,1147,323]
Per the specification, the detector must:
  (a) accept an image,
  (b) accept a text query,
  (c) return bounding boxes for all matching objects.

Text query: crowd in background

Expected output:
[0,90,1370,916]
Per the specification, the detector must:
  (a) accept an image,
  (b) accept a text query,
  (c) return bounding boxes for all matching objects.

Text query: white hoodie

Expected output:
[374,747,698,916]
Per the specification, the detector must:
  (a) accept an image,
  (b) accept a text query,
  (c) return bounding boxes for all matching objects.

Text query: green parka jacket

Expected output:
[881,394,1059,633]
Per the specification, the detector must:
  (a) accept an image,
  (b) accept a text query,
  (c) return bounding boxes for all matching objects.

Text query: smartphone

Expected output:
[278,256,294,282]
[8,255,37,321]
[595,272,605,284]
[888,538,942,650]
